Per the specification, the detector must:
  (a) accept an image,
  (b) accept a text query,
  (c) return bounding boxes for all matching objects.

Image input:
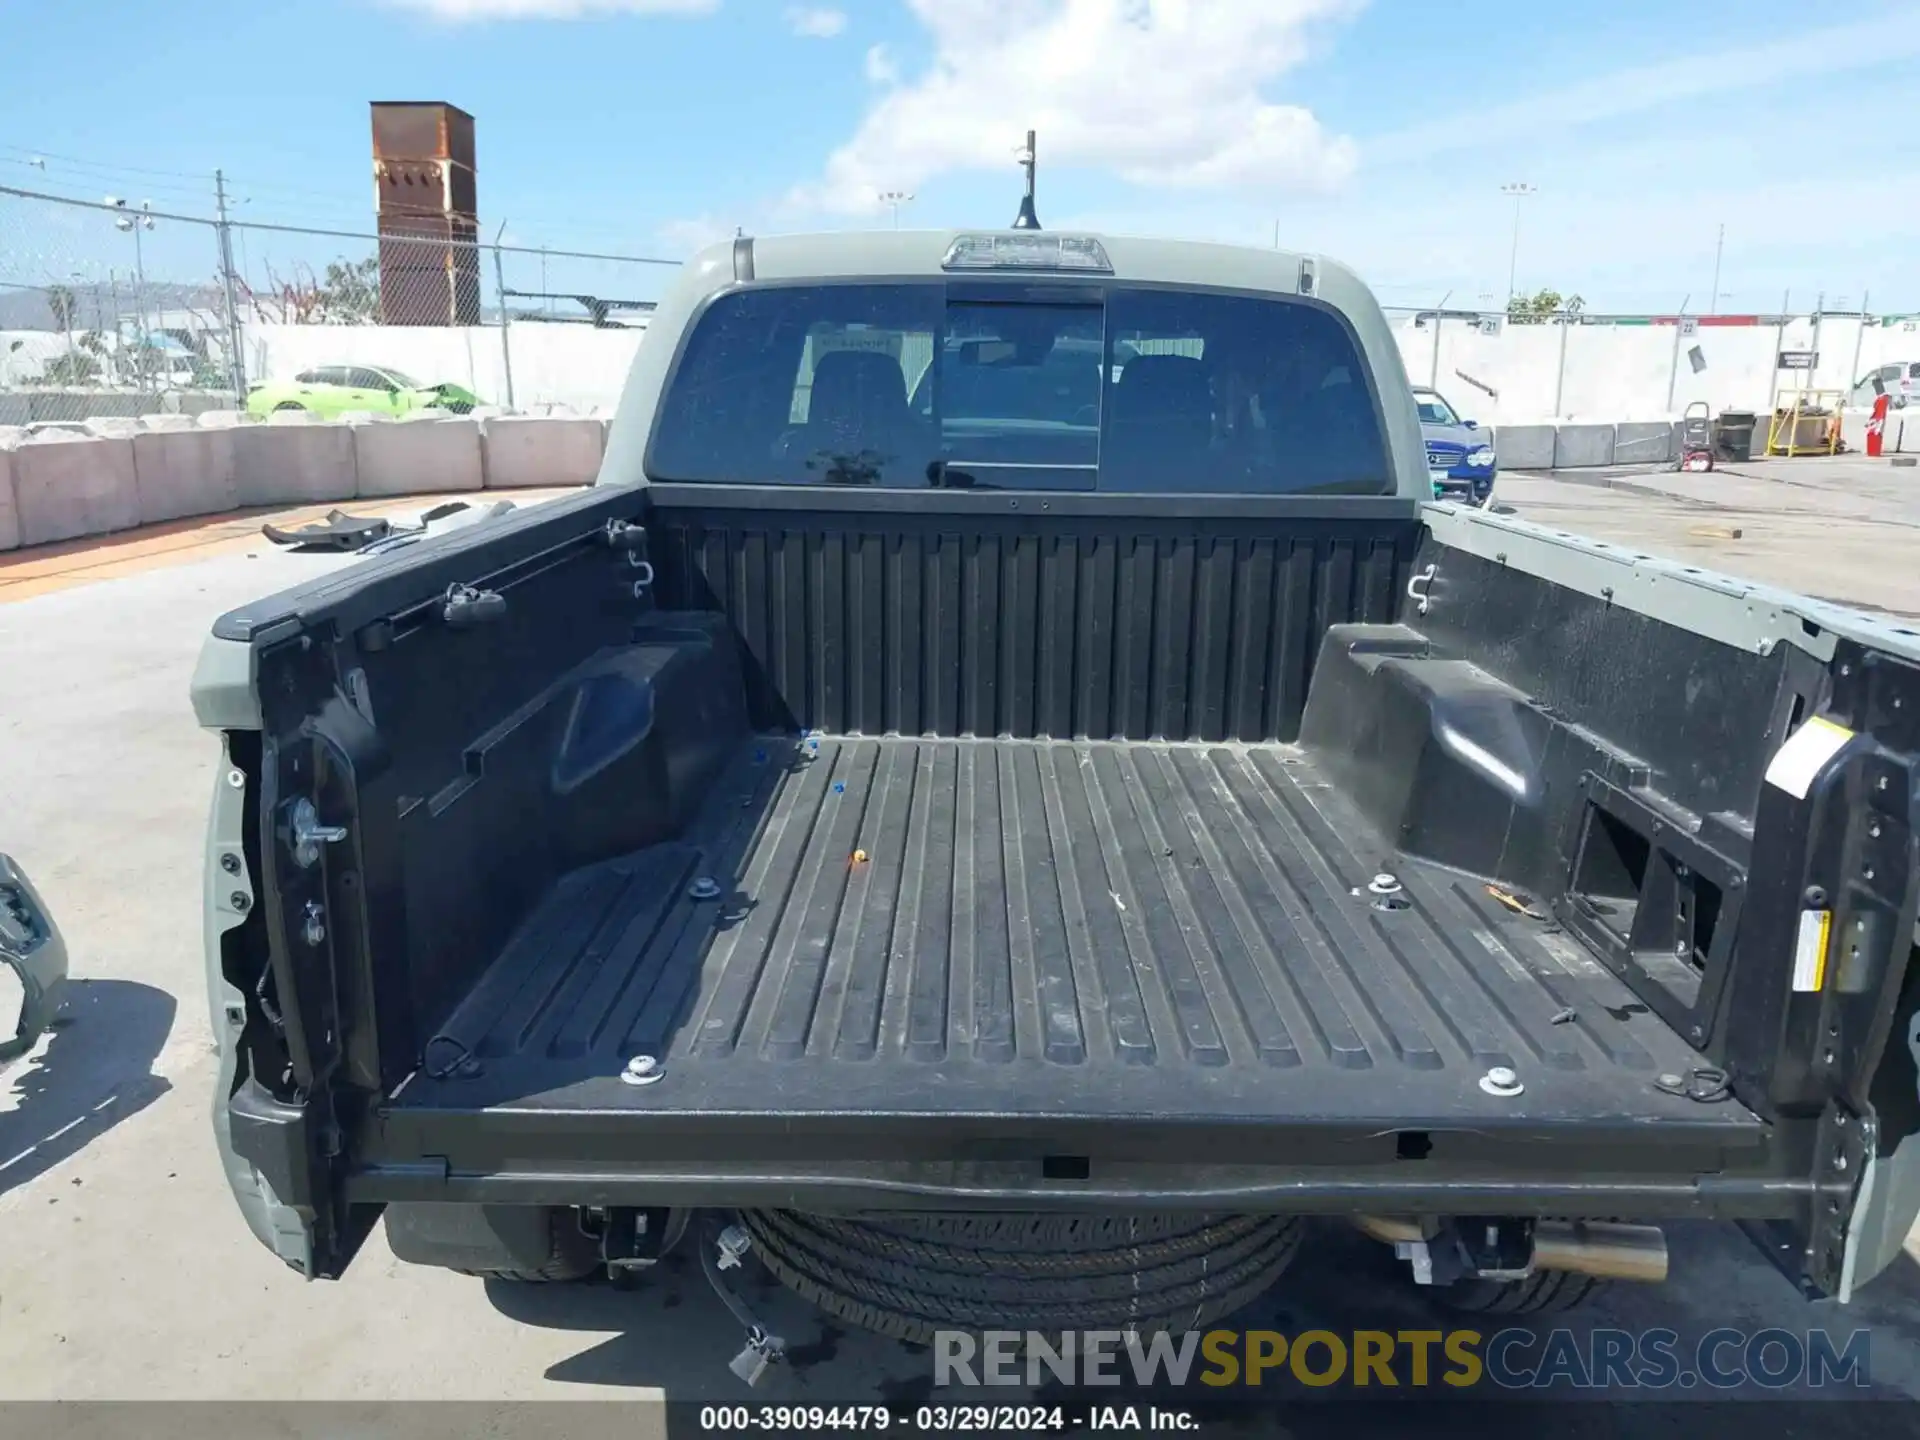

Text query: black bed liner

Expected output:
[390,734,1763,1151]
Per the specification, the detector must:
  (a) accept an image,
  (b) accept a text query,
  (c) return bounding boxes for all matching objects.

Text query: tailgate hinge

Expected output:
[603,518,648,553]
[604,519,654,592]
[441,583,506,629]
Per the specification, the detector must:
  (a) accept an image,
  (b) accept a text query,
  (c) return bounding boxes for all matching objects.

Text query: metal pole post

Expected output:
[1775,288,1789,388]
[1666,297,1689,413]
[491,222,516,411]
[1554,313,1570,417]
[1506,200,1521,307]
[214,169,248,405]
[1429,315,1441,389]
[1708,223,1724,315]
[132,222,148,394]
[1850,287,1869,394]
[109,270,121,386]
[1810,291,1824,396]
[1767,288,1789,450]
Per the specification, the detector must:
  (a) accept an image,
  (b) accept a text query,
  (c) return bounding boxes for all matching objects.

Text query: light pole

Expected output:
[106,197,155,388]
[877,190,914,230]
[1500,182,1535,310]
[1709,222,1725,316]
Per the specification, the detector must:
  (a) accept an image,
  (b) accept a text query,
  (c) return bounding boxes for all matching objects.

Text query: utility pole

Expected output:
[215,170,248,404]
[1666,293,1691,412]
[1811,290,1825,390]
[1850,287,1869,391]
[1708,222,1724,316]
[1013,130,1040,230]
[1500,182,1535,310]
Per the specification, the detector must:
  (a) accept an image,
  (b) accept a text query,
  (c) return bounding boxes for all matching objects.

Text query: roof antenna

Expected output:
[1012,130,1040,230]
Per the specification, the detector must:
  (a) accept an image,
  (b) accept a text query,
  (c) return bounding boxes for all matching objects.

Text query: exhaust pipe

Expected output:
[1532,1220,1668,1283]
[1354,1216,1668,1283]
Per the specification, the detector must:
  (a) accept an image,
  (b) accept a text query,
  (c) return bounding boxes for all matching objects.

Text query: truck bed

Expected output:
[393,733,1760,1145]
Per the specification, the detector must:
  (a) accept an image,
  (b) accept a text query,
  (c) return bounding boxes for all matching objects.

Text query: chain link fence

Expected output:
[1380,305,1918,424]
[7,182,1918,431]
[1,184,676,426]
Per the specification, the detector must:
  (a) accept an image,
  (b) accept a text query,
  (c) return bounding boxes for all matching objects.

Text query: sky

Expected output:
[2,0,1918,314]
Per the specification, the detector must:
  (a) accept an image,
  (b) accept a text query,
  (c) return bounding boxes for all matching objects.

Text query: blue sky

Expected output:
[3,0,1918,312]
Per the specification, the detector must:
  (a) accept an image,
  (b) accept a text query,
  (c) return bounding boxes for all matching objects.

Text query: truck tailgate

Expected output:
[391,734,1763,1152]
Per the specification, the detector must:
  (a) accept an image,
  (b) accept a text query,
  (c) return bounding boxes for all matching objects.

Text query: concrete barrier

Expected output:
[482,415,606,490]
[0,431,20,551]
[82,417,143,439]
[232,416,358,507]
[11,429,141,546]
[1553,423,1617,469]
[352,415,483,498]
[1613,421,1675,465]
[1496,424,1556,470]
[10,406,1853,556]
[1839,412,1874,456]
[132,416,239,524]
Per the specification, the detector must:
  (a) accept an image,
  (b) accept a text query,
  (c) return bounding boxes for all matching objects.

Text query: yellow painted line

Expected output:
[0,488,577,604]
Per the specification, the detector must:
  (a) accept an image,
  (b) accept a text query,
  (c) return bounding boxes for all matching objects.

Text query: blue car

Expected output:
[1413,386,1497,505]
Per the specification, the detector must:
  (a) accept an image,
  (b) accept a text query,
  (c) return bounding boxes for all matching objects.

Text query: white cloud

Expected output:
[863,43,898,84]
[1367,15,1920,166]
[785,5,847,37]
[794,0,1362,215]
[387,0,714,20]
[656,214,738,254]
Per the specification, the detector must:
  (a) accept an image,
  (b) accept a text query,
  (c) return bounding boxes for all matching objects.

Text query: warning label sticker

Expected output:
[1764,715,1854,800]
[1792,909,1832,993]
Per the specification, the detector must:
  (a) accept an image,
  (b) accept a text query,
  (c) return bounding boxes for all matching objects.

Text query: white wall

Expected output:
[228,312,1920,424]
[1391,313,1919,423]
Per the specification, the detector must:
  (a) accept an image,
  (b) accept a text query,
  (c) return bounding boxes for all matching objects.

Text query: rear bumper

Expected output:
[0,853,69,1060]
[341,1146,1812,1222]
[1431,463,1497,504]
[348,1089,1795,1221]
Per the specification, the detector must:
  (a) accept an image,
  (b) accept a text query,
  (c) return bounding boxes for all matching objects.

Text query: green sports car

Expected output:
[245,364,484,419]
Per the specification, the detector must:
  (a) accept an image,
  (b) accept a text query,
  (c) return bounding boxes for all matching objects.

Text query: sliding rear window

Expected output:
[647,282,1391,495]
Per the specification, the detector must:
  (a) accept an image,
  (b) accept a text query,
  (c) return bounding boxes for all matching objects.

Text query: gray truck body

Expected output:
[190,230,1920,1330]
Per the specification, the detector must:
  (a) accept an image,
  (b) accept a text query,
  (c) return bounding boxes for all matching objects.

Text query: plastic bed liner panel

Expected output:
[390,734,1764,1155]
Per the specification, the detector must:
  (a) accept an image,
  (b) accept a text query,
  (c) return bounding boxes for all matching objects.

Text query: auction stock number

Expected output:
[699,1404,1071,1432]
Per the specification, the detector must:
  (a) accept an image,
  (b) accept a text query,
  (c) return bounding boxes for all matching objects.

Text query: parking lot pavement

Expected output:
[1498,457,1920,619]
[0,488,577,604]
[4,478,1920,1415]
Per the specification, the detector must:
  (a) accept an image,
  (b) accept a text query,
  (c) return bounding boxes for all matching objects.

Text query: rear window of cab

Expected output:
[647,282,1392,496]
